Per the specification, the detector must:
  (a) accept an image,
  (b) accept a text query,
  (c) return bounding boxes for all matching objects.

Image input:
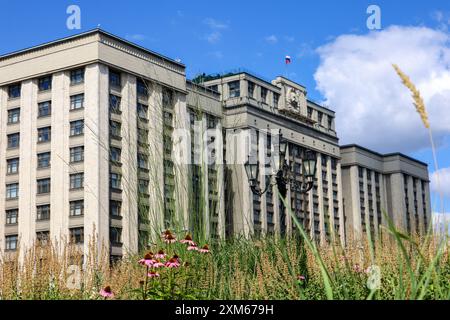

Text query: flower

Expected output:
[198,244,210,254]
[138,252,155,266]
[164,233,177,244]
[155,250,167,259]
[165,257,181,268]
[147,271,160,278]
[187,245,199,251]
[297,275,306,282]
[353,264,363,273]
[100,286,114,299]
[152,260,165,268]
[180,234,196,246]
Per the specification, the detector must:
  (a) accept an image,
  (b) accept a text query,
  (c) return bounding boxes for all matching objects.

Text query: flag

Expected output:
[285,55,292,64]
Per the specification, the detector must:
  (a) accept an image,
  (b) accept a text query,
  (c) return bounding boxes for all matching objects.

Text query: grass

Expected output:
[0,224,448,300]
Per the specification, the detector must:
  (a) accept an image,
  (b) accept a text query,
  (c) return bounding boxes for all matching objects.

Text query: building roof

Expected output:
[340,144,428,167]
[0,28,185,68]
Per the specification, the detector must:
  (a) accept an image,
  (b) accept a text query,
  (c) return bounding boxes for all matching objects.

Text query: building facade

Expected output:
[0,29,431,260]
[340,145,432,242]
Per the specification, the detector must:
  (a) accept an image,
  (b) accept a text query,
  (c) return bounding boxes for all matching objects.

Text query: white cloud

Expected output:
[202,18,229,44]
[284,35,295,43]
[430,167,450,197]
[203,18,228,30]
[126,34,147,41]
[314,26,450,153]
[432,212,450,235]
[265,35,278,44]
[205,32,221,44]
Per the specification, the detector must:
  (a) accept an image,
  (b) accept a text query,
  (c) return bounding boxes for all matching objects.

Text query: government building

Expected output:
[0,29,431,260]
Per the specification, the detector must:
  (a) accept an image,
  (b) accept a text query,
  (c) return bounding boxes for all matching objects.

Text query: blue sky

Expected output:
[1,0,449,215]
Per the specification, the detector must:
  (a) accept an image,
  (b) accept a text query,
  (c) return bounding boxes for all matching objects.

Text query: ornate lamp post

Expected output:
[244,135,317,198]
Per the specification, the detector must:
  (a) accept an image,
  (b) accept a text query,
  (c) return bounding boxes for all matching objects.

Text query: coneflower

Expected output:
[138,252,155,266]
[100,286,114,299]
[187,245,199,251]
[180,234,196,246]
[147,271,160,278]
[164,233,177,244]
[152,260,165,268]
[155,250,167,259]
[199,245,210,254]
[165,257,181,268]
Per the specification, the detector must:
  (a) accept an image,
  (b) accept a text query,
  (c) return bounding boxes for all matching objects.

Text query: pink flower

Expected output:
[164,233,177,244]
[165,257,181,268]
[147,271,160,278]
[198,244,210,254]
[297,275,306,282]
[187,245,198,251]
[152,260,165,268]
[180,234,196,246]
[353,264,363,273]
[138,252,154,266]
[100,286,114,299]
[155,250,167,259]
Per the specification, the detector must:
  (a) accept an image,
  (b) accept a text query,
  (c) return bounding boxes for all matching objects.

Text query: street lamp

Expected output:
[244,134,317,198]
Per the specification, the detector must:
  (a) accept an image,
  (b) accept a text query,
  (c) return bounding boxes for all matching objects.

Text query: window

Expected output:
[7,133,20,149]
[7,108,20,124]
[273,93,280,108]
[109,95,121,114]
[38,101,51,117]
[137,103,148,120]
[138,153,148,170]
[260,87,268,102]
[70,173,84,190]
[207,115,217,129]
[38,127,51,143]
[36,204,50,220]
[110,173,121,190]
[7,158,19,175]
[70,68,84,85]
[208,84,218,92]
[70,200,84,216]
[8,84,21,99]
[328,116,333,129]
[6,209,18,225]
[110,201,121,217]
[317,112,323,124]
[36,231,49,246]
[5,235,18,251]
[38,76,52,91]
[137,79,148,96]
[228,81,240,98]
[70,120,84,136]
[70,227,84,244]
[162,88,174,109]
[37,178,50,194]
[6,183,19,199]
[138,179,149,194]
[307,107,313,118]
[110,227,122,245]
[110,121,121,138]
[109,70,121,88]
[37,152,51,168]
[138,128,148,145]
[358,167,364,178]
[70,94,84,110]
[70,146,84,163]
[248,81,255,97]
[110,147,121,163]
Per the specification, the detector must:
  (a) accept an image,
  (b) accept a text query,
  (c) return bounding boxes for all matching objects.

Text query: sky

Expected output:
[0,0,449,222]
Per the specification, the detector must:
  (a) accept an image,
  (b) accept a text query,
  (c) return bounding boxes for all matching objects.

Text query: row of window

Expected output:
[4,225,122,250]
[7,69,85,100]
[6,147,83,175]
[6,120,84,148]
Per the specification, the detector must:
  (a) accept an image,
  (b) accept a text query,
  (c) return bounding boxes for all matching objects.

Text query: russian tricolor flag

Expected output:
[285,55,292,64]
